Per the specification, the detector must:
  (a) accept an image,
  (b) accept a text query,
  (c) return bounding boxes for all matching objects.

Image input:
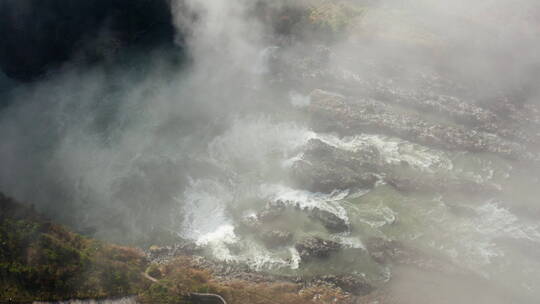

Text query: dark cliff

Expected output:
[0,0,178,81]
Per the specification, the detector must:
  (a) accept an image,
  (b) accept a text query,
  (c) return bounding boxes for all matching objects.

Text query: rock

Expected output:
[308,208,349,233]
[260,230,293,248]
[291,138,380,193]
[319,274,375,296]
[292,159,377,192]
[292,131,499,196]
[258,200,287,222]
[238,214,262,231]
[256,199,349,233]
[307,89,529,161]
[295,237,341,261]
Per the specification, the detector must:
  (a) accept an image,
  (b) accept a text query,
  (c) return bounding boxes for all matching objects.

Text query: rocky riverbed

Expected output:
[2,1,540,304]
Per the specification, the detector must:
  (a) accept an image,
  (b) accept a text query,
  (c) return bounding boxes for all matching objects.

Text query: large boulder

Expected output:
[295,237,341,261]
[291,138,380,193]
[308,207,349,233]
[256,199,350,233]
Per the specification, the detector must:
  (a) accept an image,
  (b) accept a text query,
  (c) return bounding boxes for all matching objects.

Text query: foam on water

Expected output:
[259,184,350,224]
[174,121,525,276]
[181,181,357,269]
[473,202,540,242]
[289,247,301,269]
[422,199,540,270]
[196,224,238,262]
[463,202,539,267]
[355,204,397,229]
[178,178,233,241]
[198,232,302,270]
[311,133,453,172]
[243,243,300,270]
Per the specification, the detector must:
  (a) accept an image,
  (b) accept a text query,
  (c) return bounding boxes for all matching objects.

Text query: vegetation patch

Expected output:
[0,194,148,302]
[138,256,355,304]
[1,194,368,303]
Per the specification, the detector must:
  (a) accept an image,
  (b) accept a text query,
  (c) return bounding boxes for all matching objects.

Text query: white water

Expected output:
[259,184,351,225]
[170,114,540,300]
[311,132,454,172]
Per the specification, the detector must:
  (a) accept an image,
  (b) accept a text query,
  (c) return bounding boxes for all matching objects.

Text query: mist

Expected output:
[1,0,540,303]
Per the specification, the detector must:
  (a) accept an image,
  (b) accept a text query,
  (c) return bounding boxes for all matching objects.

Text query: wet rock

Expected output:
[307,89,529,161]
[292,160,378,193]
[238,214,262,232]
[293,137,498,196]
[295,237,341,261]
[291,138,380,193]
[308,208,349,233]
[258,200,287,222]
[303,138,382,170]
[260,230,293,248]
[318,274,375,296]
[256,199,349,234]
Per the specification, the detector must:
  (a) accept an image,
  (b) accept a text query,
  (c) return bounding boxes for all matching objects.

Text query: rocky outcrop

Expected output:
[295,237,342,261]
[291,138,380,193]
[292,138,498,196]
[292,159,378,193]
[308,207,349,233]
[243,199,349,235]
[258,200,288,222]
[280,45,540,151]
[307,89,529,160]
